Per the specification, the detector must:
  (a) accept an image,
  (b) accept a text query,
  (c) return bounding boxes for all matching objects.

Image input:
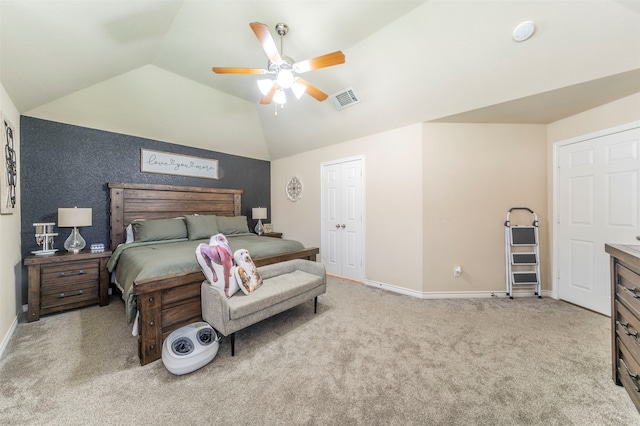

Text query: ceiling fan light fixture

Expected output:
[273,89,287,105]
[257,79,274,95]
[292,81,306,99]
[276,69,294,88]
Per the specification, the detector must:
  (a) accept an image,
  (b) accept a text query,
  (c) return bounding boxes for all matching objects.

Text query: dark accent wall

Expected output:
[19,116,270,305]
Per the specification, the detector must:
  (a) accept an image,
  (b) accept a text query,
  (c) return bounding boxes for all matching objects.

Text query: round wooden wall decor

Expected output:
[285,176,303,202]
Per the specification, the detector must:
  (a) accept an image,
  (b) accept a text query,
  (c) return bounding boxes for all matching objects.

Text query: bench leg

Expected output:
[230,333,235,356]
[314,296,318,314]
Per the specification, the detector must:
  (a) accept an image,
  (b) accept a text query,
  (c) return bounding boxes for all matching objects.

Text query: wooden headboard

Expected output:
[108,183,243,250]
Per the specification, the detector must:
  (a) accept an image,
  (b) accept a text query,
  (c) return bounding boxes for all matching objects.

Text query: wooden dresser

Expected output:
[606,243,640,412]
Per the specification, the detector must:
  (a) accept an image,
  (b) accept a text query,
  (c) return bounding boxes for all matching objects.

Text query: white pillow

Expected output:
[195,233,239,298]
[233,249,263,294]
[125,224,134,244]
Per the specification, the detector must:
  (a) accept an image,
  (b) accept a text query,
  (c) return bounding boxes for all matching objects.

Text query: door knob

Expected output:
[335,224,341,229]
[637,236,640,241]
[341,224,346,229]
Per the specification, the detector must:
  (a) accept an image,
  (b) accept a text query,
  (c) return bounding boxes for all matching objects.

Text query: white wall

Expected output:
[422,123,548,295]
[0,82,21,359]
[271,124,424,292]
[547,93,640,145]
[272,122,550,297]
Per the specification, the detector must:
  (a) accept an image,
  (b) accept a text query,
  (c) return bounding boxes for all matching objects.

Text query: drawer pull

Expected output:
[625,329,639,338]
[59,289,83,298]
[619,359,640,391]
[617,320,630,329]
[60,270,85,277]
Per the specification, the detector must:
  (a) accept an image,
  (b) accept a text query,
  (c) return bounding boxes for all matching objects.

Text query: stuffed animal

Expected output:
[234,248,263,294]
[196,233,238,297]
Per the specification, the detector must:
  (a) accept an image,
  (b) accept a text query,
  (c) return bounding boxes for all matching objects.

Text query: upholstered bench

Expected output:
[201,259,326,355]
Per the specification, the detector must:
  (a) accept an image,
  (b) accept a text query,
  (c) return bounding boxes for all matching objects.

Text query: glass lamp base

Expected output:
[64,227,86,253]
[255,219,264,235]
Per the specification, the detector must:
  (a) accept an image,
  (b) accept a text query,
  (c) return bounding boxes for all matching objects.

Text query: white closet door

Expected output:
[322,162,342,276]
[321,158,364,280]
[557,127,640,315]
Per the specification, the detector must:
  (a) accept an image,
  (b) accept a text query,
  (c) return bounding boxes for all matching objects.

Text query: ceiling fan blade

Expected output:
[294,51,345,73]
[260,83,278,104]
[250,22,282,64]
[212,67,268,75]
[297,79,329,102]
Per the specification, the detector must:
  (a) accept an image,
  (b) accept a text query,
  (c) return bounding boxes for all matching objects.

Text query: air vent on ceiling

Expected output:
[329,87,360,110]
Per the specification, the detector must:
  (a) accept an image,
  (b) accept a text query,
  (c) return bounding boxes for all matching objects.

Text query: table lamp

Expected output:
[252,207,267,235]
[58,207,92,253]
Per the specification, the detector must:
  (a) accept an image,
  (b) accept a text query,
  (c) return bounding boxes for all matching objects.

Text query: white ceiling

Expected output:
[1,0,639,160]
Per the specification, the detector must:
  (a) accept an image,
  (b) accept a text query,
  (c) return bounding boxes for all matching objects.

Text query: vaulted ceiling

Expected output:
[2,1,639,160]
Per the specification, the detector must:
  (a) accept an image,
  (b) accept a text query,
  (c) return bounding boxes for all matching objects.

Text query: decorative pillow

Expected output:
[196,233,239,298]
[233,249,263,295]
[216,215,250,235]
[185,215,219,240]
[132,218,188,242]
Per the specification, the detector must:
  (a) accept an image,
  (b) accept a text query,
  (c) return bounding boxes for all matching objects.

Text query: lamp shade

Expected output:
[58,207,92,227]
[276,69,294,88]
[292,81,307,99]
[257,79,274,96]
[252,207,267,220]
[273,89,287,105]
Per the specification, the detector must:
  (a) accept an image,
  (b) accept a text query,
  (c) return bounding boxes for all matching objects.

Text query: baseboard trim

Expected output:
[0,316,18,361]
[362,279,553,300]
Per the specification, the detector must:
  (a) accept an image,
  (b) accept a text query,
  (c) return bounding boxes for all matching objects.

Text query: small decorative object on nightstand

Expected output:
[263,223,273,234]
[24,249,112,321]
[32,222,58,255]
[252,207,267,235]
[58,207,92,253]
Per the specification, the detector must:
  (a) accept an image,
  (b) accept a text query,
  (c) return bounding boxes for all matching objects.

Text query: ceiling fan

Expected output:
[212,22,345,106]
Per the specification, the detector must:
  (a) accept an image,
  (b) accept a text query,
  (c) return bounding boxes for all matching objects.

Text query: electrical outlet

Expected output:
[454,266,462,277]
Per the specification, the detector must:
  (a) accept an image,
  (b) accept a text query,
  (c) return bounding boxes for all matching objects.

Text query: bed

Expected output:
[108,182,319,365]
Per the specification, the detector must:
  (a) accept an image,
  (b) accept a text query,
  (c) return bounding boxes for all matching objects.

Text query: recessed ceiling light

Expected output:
[512,21,535,42]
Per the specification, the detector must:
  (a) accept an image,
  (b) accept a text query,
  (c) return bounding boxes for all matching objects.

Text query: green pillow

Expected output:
[185,215,220,240]
[216,215,250,235]
[132,218,187,242]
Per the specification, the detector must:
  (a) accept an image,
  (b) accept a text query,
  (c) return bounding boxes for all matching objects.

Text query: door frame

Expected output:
[320,155,366,281]
[552,120,640,302]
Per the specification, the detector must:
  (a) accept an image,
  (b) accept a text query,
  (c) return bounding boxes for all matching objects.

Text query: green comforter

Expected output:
[106,234,305,323]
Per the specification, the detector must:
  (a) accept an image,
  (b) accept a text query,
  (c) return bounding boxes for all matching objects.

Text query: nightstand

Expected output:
[24,249,112,322]
[260,232,283,238]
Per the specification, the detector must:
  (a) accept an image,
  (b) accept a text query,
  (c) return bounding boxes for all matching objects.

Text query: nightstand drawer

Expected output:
[41,260,99,287]
[40,282,99,312]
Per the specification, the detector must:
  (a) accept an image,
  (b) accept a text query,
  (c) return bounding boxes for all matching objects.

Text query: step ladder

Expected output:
[505,207,541,299]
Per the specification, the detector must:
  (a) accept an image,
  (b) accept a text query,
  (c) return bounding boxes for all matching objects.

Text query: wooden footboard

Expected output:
[134,247,319,365]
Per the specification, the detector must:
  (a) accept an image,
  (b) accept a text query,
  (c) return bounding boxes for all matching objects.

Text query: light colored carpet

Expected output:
[1,276,639,425]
